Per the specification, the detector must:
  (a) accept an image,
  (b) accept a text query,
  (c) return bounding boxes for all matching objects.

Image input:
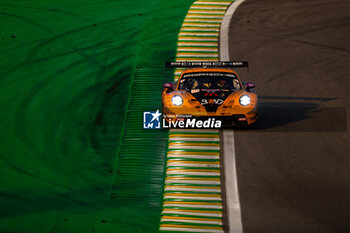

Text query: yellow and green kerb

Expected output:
[159,1,234,232]
[174,0,233,81]
[160,130,223,233]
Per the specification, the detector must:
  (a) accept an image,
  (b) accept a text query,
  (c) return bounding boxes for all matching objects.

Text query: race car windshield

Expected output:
[178,72,241,90]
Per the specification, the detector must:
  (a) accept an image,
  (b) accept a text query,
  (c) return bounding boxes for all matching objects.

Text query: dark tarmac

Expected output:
[228,0,350,232]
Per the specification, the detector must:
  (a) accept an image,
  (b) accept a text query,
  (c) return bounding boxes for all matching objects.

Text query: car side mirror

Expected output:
[162,82,174,93]
[246,82,256,91]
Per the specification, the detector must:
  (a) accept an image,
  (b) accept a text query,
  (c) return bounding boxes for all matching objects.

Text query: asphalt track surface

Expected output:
[228,0,350,232]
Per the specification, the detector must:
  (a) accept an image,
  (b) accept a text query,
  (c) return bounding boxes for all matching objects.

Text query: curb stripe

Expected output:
[163,209,222,217]
[168,156,220,160]
[193,2,231,5]
[181,28,220,31]
[169,137,220,141]
[160,227,223,233]
[184,19,223,23]
[183,23,221,26]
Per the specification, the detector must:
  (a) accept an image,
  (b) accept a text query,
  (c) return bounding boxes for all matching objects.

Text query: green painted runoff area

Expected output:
[0,0,193,232]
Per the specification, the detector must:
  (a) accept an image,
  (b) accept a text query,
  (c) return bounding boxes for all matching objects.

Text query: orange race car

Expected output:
[162,61,257,127]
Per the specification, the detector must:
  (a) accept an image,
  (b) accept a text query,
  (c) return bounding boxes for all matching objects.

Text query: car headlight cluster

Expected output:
[239,95,251,106]
[171,95,183,106]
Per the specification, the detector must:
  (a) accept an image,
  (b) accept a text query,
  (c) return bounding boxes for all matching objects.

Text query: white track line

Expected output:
[219,0,246,232]
[220,0,246,60]
[219,0,244,233]
[222,130,243,233]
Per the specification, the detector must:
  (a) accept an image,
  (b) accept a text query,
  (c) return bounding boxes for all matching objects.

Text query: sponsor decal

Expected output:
[238,117,247,121]
[191,89,200,94]
[201,99,224,105]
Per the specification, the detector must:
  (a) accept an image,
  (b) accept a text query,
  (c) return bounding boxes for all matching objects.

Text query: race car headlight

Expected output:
[239,95,251,106]
[172,95,183,106]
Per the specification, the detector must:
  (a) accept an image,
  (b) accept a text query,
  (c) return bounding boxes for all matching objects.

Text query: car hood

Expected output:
[188,89,235,112]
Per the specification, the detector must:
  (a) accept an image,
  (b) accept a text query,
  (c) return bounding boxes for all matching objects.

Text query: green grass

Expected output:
[0,0,193,232]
